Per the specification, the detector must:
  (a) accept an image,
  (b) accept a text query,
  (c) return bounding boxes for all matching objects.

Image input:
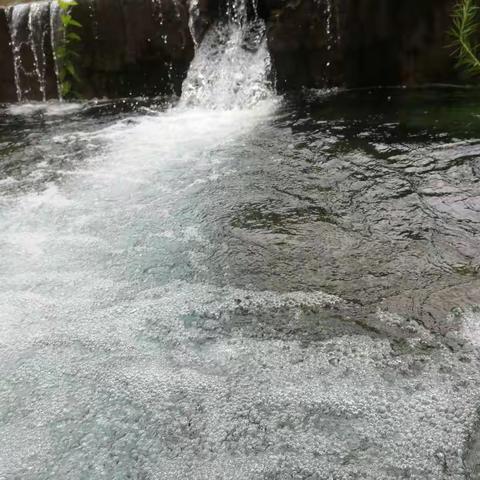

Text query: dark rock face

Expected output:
[342,0,459,87]
[0,8,16,102]
[265,0,459,90]
[264,0,343,90]
[73,0,194,98]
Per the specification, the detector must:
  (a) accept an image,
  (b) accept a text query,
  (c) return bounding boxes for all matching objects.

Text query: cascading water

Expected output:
[28,1,51,101]
[180,0,273,109]
[8,3,31,101]
[7,0,59,102]
[49,0,62,99]
[4,0,273,106]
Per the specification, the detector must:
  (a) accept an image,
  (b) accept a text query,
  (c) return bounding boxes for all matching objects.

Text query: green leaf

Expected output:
[61,14,72,26]
[65,63,81,81]
[61,80,71,96]
[55,1,83,99]
[56,45,66,58]
[69,18,83,28]
[58,0,77,10]
[450,0,480,77]
[67,32,81,42]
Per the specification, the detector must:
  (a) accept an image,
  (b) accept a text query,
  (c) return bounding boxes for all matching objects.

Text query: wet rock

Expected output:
[0,7,16,102]
[264,0,460,90]
[72,0,194,98]
[265,0,343,89]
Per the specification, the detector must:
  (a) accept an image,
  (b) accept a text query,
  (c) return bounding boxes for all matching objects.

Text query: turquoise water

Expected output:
[0,87,480,479]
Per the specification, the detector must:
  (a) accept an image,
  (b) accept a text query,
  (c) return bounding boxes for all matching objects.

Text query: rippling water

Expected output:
[1,88,480,479]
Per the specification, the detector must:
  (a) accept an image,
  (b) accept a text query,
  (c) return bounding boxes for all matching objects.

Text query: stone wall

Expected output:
[0,0,462,103]
[264,0,459,90]
[0,0,194,102]
[73,0,194,99]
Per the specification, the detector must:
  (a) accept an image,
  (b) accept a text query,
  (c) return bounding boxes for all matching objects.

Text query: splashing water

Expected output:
[180,0,273,109]
[187,0,200,47]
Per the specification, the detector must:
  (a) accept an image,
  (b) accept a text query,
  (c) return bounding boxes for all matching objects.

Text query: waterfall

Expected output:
[325,0,333,63]
[187,0,200,47]
[29,2,50,101]
[3,0,274,107]
[8,3,31,101]
[7,0,59,102]
[49,0,62,100]
[180,0,273,109]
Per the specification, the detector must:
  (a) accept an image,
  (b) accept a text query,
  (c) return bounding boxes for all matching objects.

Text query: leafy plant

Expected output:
[56,0,82,99]
[450,0,480,77]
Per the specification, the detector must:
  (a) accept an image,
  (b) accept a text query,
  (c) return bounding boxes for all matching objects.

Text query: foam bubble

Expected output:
[6,101,84,117]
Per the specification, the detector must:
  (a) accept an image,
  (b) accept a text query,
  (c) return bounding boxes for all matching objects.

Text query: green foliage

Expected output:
[450,0,480,77]
[56,0,82,99]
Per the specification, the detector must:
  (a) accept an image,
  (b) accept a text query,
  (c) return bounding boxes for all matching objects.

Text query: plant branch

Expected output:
[450,0,480,76]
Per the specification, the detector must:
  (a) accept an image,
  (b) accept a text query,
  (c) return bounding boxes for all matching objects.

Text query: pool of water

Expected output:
[1,87,480,479]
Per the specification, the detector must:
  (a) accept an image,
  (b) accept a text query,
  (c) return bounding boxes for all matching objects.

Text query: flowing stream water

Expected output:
[1,2,480,479]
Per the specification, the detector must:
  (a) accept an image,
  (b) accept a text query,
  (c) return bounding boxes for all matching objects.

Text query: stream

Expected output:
[1,3,480,478]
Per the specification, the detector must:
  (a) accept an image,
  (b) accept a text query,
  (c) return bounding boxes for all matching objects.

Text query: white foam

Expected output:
[180,19,273,110]
[459,307,480,346]
[6,101,84,116]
